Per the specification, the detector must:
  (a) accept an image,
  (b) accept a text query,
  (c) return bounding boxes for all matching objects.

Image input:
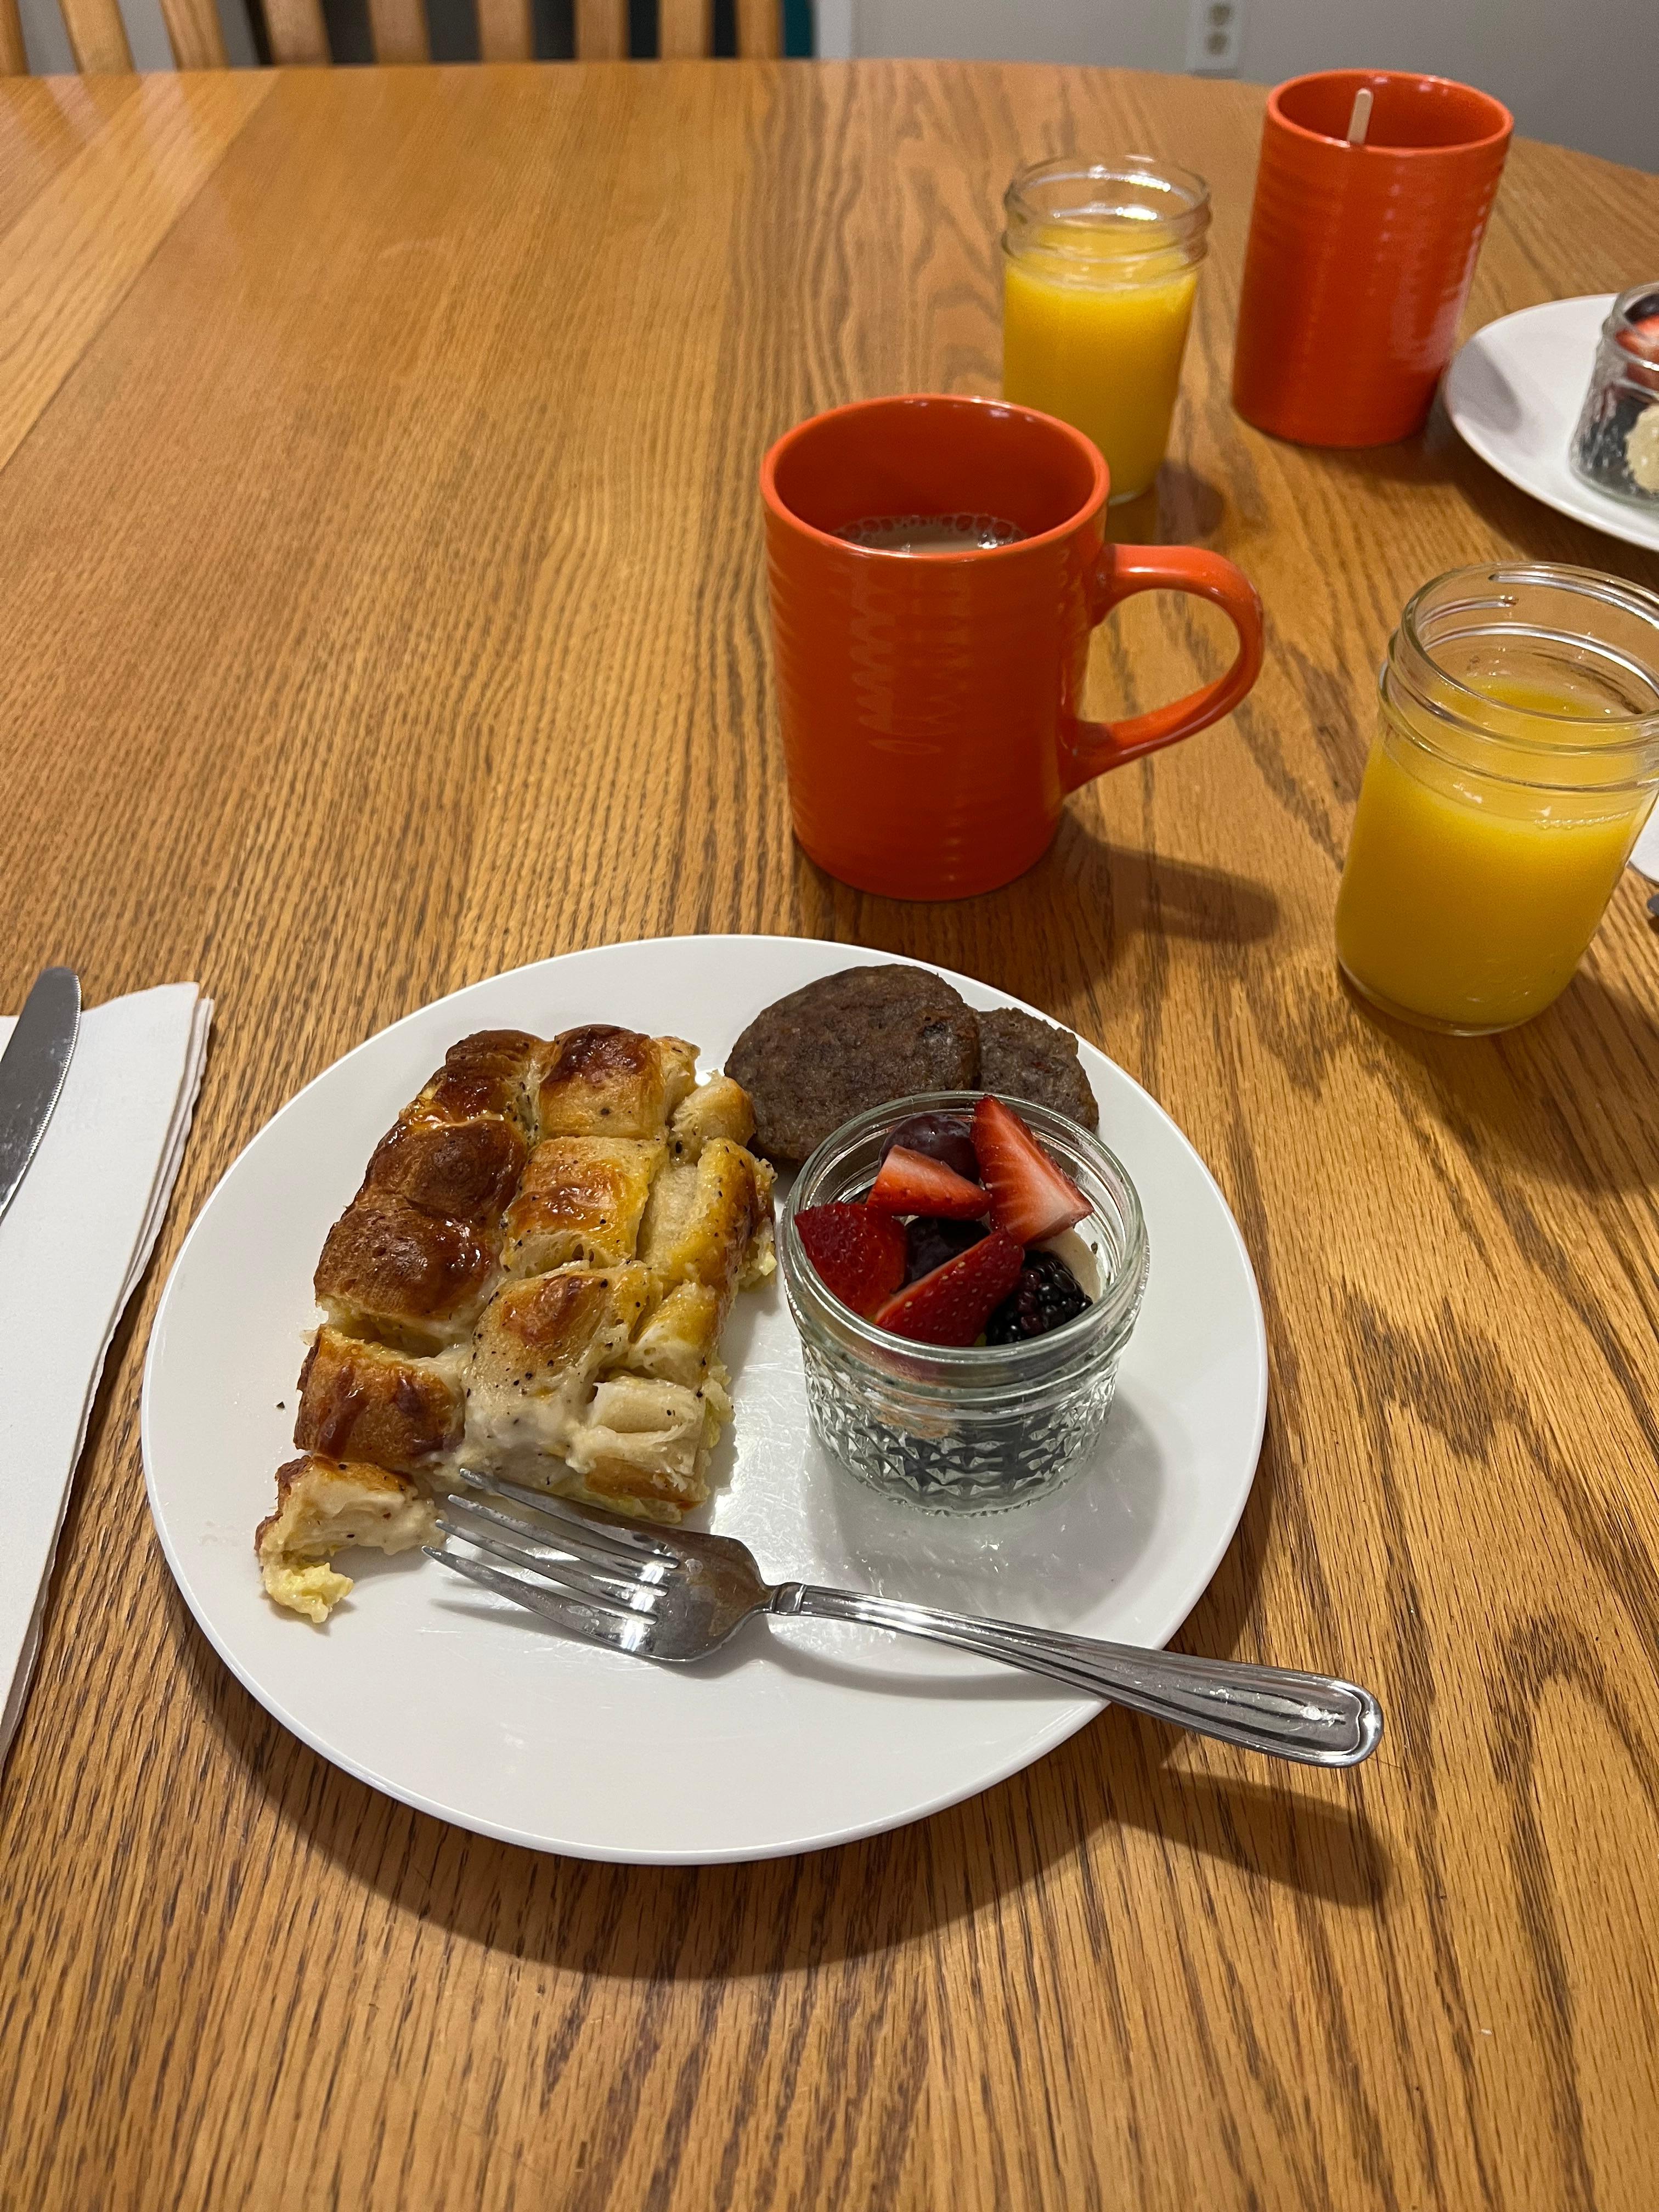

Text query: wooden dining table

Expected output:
[4,53,1659,2212]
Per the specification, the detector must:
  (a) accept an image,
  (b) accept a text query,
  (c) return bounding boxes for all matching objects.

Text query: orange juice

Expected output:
[1003,234,1198,501]
[1001,158,1210,504]
[1336,682,1654,1031]
[1335,566,1659,1035]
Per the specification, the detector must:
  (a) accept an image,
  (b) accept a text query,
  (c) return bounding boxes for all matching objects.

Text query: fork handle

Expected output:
[775,1585,1383,1768]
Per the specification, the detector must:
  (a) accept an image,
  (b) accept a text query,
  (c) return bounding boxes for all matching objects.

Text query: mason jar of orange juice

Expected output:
[1336,565,1659,1034]
[1002,156,1210,503]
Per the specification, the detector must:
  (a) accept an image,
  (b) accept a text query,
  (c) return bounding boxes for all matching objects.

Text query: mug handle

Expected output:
[1059,544,1265,793]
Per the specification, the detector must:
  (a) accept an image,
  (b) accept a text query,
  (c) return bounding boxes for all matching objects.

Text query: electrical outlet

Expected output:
[1186,0,1244,76]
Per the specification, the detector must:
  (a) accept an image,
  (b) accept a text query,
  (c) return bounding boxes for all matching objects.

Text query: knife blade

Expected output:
[0,967,81,1231]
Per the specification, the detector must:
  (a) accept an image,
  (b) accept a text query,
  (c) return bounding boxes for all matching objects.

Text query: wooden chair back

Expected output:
[1,0,229,70]
[1,0,777,72]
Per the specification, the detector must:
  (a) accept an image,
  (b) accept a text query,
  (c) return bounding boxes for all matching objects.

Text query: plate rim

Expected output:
[1445,294,1659,554]
[142,933,1268,1863]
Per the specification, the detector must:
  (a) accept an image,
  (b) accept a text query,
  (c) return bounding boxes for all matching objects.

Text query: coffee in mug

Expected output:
[760,393,1265,900]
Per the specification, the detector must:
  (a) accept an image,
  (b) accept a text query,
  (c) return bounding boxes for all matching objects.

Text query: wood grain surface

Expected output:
[475,0,532,65]
[0,0,27,77]
[2,59,1658,2212]
[573,0,627,61]
[366,0,430,63]
[0,73,273,469]
[156,0,229,71]
[262,0,328,67]
[55,0,132,71]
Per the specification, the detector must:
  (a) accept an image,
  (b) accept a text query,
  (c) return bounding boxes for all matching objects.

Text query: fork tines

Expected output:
[425,1475,674,1651]
[449,1468,680,1553]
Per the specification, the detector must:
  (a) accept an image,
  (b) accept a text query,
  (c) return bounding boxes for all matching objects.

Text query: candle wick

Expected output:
[1346,87,1374,145]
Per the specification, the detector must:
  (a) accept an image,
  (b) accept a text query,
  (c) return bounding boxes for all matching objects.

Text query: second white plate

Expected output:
[143,936,1267,1863]
[1445,294,1659,552]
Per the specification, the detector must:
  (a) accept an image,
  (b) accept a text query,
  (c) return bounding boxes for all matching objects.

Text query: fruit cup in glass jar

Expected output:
[1571,283,1659,508]
[780,1093,1149,1513]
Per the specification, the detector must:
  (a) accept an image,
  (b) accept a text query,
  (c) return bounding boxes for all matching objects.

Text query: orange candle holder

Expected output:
[1232,70,1512,449]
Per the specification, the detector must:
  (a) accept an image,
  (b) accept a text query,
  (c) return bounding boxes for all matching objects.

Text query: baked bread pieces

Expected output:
[256,1454,438,1624]
[462,1263,657,1483]
[257,1023,774,1621]
[294,1329,467,1474]
[537,1024,697,1138]
[312,1028,543,1352]
[501,1137,665,1274]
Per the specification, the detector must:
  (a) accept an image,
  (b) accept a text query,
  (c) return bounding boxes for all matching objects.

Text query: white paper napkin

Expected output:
[0,983,212,1770]
[1630,811,1659,881]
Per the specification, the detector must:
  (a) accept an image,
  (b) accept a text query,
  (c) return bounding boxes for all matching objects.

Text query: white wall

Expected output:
[850,0,1657,171]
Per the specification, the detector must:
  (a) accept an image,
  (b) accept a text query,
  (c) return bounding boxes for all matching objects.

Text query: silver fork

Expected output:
[428,1476,1384,1769]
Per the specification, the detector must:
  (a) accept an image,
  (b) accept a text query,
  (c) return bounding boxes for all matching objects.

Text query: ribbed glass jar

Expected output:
[1335,563,1659,1034]
[1570,283,1659,509]
[1001,155,1210,502]
[780,1093,1149,1513]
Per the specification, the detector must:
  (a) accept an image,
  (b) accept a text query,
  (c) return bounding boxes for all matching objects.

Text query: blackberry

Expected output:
[984,1250,1090,1342]
[904,1214,987,1284]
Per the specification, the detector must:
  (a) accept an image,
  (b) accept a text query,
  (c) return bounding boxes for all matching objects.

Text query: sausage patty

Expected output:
[976,1007,1098,1130]
[726,965,981,1165]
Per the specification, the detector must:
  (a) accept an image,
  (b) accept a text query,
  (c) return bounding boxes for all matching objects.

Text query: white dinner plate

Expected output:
[143,936,1266,1863]
[1444,294,1659,553]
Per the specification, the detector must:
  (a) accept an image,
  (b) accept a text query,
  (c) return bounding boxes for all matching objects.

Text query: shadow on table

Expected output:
[795,819,1280,1043]
[168,1408,1390,1982]
[980,820,1280,1035]
[1286,410,1457,496]
[1341,961,1659,1195]
[1450,460,1659,583]
[1105,462,1227,546]
[1053,815,1282,947]
[1296,395,1659,585]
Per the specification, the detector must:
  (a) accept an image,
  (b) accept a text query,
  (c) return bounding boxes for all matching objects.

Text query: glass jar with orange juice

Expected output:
[1002,156,1210,503]
[1336,565,1659,1034]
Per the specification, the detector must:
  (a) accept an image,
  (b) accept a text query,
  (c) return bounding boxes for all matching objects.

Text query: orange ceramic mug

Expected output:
[761,394,1263,900]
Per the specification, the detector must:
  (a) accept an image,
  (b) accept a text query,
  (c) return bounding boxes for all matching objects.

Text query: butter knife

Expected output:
[0,967,81,1231]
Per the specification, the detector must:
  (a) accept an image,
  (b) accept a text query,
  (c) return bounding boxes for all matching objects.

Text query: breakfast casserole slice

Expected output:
[256,1021,774,1619]
[465,1056,774,1520]
[256,1453,437,1624]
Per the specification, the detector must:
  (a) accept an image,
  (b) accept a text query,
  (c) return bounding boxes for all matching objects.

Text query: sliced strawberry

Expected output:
[970,1096,1090,1245]
[866,1146,989,1220]
[874,1228,1024,1346]
[795,1202,907,1318]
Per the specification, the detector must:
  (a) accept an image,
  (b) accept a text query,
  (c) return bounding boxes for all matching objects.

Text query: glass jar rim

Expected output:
[1002,153,1211,257]
[780,1090,1148,1383]
[1384,562,1659,787]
